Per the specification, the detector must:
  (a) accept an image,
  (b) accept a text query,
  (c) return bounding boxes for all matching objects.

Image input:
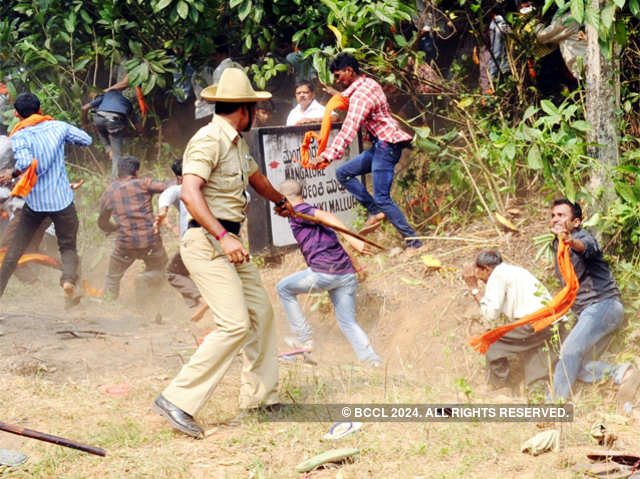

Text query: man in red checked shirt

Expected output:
[315,53,422,249]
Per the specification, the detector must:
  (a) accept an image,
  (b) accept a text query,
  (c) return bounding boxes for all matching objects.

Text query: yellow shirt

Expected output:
[182,114,258,222]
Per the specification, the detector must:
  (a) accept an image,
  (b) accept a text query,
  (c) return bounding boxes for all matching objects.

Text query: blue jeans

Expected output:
[552,298,629,400]
[336,140,422,248]
[277,268,381,363]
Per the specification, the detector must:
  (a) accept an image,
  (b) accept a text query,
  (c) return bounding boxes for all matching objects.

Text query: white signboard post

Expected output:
[257,125,361,248]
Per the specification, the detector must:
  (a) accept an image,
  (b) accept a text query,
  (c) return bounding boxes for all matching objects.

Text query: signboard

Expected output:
[246,124,362,253]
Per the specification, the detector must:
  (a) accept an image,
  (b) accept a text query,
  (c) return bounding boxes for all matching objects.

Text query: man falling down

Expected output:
[277,179,382,366]
[463,250,563,390]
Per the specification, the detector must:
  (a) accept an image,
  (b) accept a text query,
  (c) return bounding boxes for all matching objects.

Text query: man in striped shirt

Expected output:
[317,53,422,249]
[0,93,92,304]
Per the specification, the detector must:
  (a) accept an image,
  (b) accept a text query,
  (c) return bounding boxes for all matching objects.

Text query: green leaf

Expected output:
[238,0,252,21]
[73,57,91,71]
[630,0,640,18]
[523,105,538,122]
[129,40,143,57]
[616,183,637,204]
[614,18,627,45]
[564,170,576,203]
[176,1,188,19]
[571,120,591,132]
[504,143,516,161]
[540,99,559,116]
[542,0,555,14]
[393,34,407,47]
[142,74,157,95]
[457,97,474,109]
[64,16,75,33]
[601,3,616,30]
[527,145,542,169]
[613,0,625,7]
[570,0,584,23]
[582,212,601,228]
[155,0,173,11]
[229,0,243,7]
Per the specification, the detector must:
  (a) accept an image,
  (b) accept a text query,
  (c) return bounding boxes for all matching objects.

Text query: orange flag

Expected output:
[468,239,579,354]
[0,247,61,269]
[136,86,147,116]
[298,94,349,170]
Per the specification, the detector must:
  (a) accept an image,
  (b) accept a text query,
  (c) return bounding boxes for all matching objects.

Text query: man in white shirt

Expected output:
[463,250,561,389]
[286,81,326,126]
[155,160,205,321]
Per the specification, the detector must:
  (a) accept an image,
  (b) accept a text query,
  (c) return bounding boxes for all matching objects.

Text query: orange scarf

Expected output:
[10,159,37,197]
[298,94,349,170]
[0,247,61,269]
[9,113,54,137]
[8,114,54,198]
[468,239,579,354]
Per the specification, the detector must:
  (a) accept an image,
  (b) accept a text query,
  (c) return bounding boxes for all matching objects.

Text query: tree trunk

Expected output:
[584,0,620,215]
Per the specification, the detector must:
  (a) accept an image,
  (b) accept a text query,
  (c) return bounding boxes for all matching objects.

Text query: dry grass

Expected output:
[1,204,639,478]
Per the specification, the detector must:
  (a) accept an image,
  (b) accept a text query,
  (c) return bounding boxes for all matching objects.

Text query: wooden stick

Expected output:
[0,421,106,457]
[404,235,498,244]
[293,212,386,251]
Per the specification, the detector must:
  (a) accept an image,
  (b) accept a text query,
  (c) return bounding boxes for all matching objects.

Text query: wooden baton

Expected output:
[293,211,386,251]
[0,421,106,457]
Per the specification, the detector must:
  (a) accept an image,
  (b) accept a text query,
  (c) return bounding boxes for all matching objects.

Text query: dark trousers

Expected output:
[0,202,79,297]
[166,251,201,307]
[335,139,421,248]
[104,241,167,298]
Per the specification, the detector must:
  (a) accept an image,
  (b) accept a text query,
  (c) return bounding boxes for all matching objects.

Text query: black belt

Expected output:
[188,219,241,236]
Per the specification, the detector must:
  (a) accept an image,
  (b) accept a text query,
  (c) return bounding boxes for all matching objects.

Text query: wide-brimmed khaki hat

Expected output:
[201,68,272,103]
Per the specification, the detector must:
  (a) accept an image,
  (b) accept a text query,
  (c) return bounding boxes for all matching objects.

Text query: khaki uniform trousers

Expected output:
[162,227,279,416]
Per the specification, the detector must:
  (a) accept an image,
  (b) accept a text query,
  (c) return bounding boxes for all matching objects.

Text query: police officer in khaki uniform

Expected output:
[153,68,294,438]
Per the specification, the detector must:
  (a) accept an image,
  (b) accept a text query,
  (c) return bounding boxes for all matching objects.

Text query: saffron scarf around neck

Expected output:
[298,94,349,170]
[10,113,54,137]
[467,239,579,354]
[8,114,54,197]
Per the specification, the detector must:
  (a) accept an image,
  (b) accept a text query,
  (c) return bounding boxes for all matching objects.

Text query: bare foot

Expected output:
[358,213,386,235]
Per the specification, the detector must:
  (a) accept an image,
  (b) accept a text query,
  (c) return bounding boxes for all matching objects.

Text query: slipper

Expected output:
[618,369,640,407]
[322,422,362,441]
[0,449,28,467]
[296,447,360,473]
[582,462,633,478]
[278,348,311,358]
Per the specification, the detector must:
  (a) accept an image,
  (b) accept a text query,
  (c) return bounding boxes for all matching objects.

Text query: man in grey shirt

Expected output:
[550,199,637,402]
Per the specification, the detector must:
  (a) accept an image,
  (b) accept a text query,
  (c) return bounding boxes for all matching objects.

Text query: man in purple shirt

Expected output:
[276,179,381,365]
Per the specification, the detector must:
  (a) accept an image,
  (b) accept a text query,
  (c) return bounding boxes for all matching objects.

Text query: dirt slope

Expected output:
[0,204,638,478]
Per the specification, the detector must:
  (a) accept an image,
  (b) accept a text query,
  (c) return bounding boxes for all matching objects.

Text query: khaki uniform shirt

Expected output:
[182,115,258,223]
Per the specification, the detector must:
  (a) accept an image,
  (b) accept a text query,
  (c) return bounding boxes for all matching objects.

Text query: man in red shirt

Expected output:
[317,53,422,249]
